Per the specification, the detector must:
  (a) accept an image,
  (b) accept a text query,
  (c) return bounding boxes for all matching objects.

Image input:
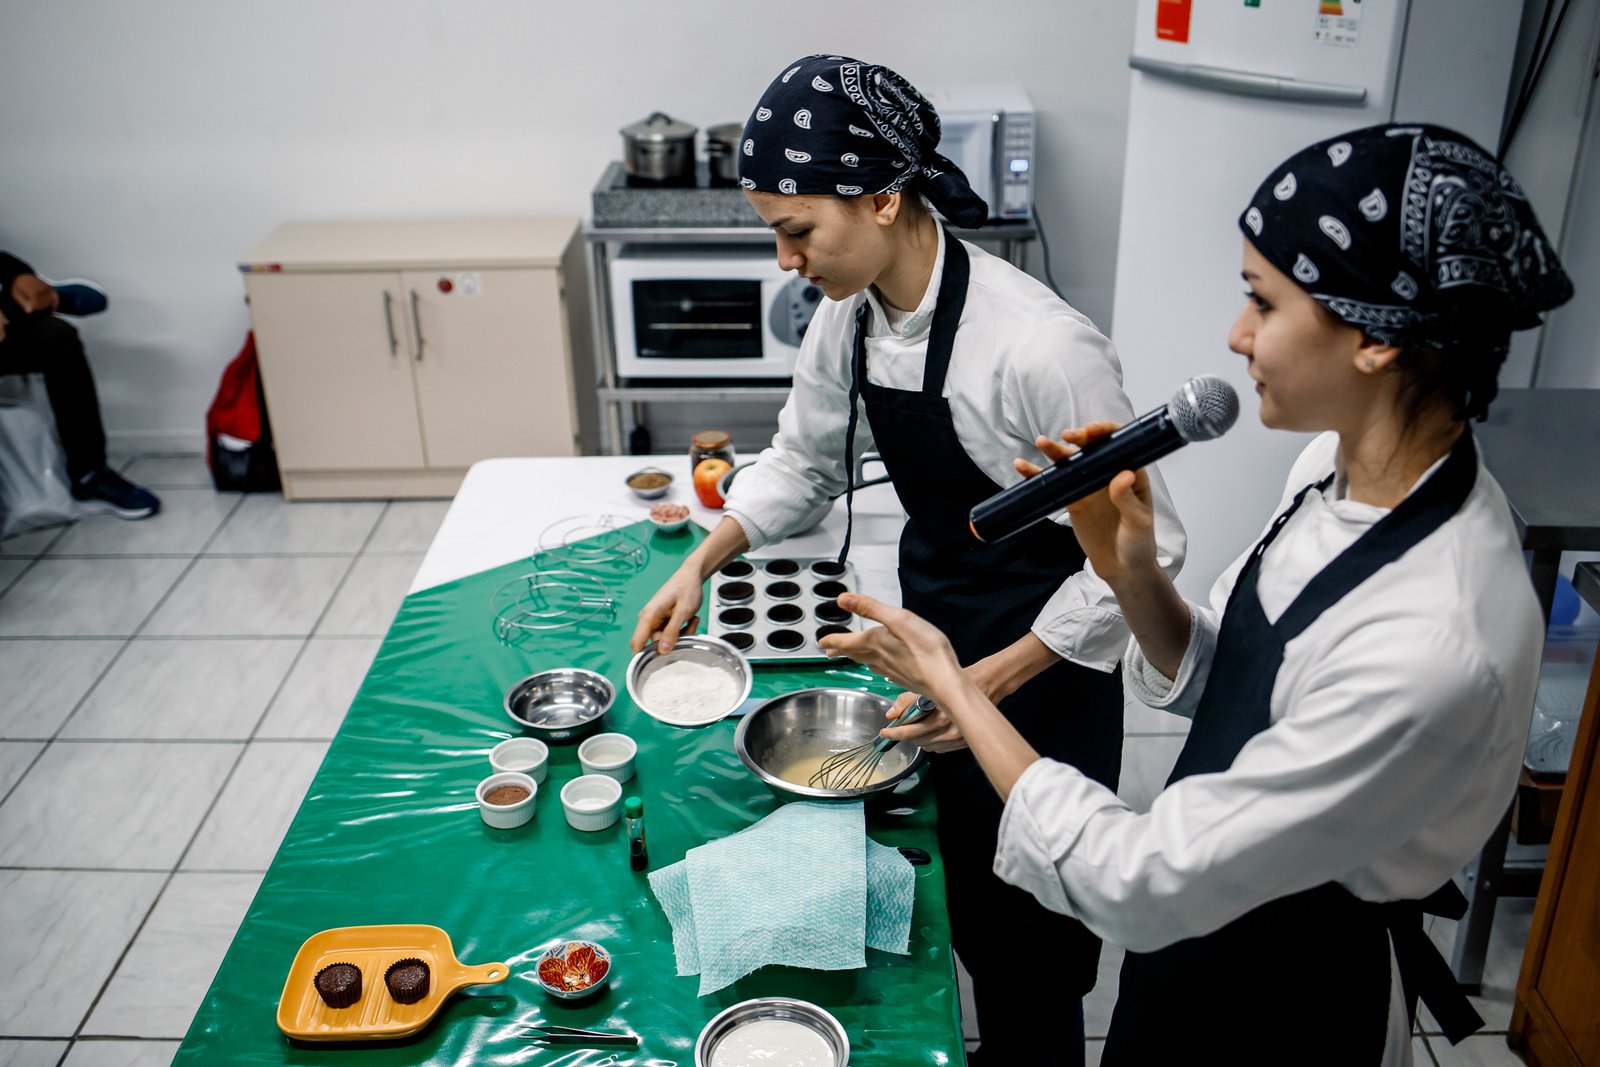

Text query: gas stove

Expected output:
[591,161,765,229]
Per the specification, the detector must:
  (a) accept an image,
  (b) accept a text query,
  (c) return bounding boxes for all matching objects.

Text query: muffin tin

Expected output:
[707,557,859,663]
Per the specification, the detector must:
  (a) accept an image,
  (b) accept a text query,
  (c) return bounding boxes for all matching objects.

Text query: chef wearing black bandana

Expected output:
[630,54,1186,1064]
[822,124,1574,1065]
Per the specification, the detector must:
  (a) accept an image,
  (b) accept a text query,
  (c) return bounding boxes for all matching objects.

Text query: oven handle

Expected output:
[853,451,891,491]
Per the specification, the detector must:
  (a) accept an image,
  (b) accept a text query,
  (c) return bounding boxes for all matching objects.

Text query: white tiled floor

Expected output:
[0,459,420,1064]
[0,455,1539,1065]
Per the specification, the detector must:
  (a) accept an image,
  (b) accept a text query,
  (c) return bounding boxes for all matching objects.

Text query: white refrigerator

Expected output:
[1111,0,1524,597]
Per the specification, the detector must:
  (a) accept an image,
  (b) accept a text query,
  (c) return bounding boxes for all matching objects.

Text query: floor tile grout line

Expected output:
[58,484,255,1042]
[39,493,248,743]
[238,502,391,748]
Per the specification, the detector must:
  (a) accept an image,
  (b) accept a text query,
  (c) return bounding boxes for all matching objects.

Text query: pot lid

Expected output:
[620,111,697,143]
[705,122,745,143]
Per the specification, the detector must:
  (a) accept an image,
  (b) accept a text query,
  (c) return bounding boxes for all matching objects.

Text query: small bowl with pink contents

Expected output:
[648,501,692,534]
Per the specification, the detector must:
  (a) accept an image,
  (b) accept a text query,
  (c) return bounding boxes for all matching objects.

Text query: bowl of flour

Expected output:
[626,635,753,728]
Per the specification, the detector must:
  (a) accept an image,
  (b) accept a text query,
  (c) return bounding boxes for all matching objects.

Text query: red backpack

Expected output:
[205,332,281,492]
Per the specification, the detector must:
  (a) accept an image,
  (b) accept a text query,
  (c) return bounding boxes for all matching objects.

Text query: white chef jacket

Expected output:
[995,431,1541,1064]
[723,228,1187,672]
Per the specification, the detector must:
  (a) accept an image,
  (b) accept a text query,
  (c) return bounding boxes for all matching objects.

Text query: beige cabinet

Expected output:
[241,219,581,499]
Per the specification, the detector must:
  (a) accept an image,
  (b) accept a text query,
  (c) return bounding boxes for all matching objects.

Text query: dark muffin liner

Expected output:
[384,957,431,1004]
[313,961,362,1009]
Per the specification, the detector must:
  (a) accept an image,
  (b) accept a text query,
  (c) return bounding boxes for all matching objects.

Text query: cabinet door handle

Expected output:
[409,290,425,361]
[383,291,399,356]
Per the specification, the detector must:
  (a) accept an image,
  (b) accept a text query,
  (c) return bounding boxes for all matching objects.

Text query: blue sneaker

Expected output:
[45,277,109,317]
[72,468,160,519]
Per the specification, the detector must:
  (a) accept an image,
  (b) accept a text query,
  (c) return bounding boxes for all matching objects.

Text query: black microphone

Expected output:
[969,375,1239,543]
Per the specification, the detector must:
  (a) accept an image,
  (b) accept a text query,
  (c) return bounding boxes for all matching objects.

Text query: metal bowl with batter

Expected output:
[734,687,925,803]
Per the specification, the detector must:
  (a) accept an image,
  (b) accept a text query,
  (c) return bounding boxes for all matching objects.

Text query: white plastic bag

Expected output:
[0,374,77,538]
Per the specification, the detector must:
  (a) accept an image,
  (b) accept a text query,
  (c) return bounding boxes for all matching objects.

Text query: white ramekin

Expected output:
[490,736,550,783]
[577,732,637,783]
[477,771,538,829]
[560,774,623,832]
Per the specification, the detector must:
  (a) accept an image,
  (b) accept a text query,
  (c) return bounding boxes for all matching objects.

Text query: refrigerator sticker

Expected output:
[455,272,483,297]
[1314,0,1363,47]
[1156,0,1192,43]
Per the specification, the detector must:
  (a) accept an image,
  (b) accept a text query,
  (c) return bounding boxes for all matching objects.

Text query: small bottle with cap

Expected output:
[624,796,649,872]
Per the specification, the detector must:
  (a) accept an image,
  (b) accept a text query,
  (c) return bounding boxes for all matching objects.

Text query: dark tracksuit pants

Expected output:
[1,251,108,482]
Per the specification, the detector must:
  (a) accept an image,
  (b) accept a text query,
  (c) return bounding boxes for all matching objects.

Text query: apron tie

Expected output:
[835,302,870,568]
[1381,882,1483,1045]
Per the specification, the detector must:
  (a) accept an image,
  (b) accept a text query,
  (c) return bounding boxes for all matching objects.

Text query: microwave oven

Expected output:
[922,81,1036,223]
[610,246,822,379]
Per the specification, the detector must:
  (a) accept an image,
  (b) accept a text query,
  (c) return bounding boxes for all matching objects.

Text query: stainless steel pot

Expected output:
[620,112,697,186]
[705,122,745,187]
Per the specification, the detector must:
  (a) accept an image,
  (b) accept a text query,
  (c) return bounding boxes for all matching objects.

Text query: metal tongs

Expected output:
[523,1023,641,1048]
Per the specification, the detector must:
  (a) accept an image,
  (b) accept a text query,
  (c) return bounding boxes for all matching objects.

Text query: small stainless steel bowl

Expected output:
[734,687,924,803]
[625,467,674,500]
[626,634,753,728]
[695,997,849,1067]
[504,669,615,743]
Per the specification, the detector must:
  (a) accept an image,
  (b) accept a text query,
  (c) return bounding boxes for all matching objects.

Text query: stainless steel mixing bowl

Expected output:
[504,668,615,743]
[734,687,925,802]
[695,997,849,1067]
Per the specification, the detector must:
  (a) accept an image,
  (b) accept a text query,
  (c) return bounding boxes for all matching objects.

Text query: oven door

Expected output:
[611,250,800,379]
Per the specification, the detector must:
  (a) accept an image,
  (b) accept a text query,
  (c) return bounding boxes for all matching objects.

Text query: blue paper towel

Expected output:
[648,801,914,994]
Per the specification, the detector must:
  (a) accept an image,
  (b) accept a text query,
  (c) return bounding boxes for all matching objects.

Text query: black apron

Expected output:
[844,236,1124,1061]
[1103,431,1485,1065]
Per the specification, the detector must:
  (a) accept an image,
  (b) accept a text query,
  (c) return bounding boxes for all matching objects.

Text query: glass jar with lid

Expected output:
[689,430,736,508]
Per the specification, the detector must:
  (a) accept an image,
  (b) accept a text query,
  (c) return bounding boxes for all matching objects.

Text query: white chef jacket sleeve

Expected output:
[994,617,1511,952]
[722,305,872,550]
[1123,433,1342,712]
[998,314,1188,672]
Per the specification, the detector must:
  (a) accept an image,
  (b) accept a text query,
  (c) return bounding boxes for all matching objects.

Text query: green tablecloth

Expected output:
[177,524,964,1065]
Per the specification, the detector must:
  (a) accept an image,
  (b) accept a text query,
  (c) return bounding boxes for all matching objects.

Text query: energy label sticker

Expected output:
[1314,0,1363,47]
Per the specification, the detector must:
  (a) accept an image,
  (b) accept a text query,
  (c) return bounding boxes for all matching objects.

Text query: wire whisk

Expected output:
[809,695,937,790]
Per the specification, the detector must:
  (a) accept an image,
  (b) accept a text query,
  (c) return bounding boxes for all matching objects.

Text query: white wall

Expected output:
[0,0,1138,452]
[1500,0,1600,389]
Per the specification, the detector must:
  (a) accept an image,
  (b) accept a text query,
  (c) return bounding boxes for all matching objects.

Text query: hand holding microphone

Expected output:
[969,375,1239,544]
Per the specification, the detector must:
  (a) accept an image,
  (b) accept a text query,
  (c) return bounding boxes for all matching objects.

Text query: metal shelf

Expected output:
[583,206,1039,454]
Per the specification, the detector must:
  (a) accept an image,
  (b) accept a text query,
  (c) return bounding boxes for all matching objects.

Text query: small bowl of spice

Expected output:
[535,939,612,1000]
[626,634,753,729]
[477,771,537,829]
[626,468,674,500]
[649,501,692,533]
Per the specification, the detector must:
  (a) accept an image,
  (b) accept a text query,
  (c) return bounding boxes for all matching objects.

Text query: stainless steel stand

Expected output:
[584,217,1039,456]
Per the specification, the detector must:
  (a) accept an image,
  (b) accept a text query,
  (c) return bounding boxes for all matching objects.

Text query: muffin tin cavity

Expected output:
[708,556,861,662]
[766,629,805,651]
[717,581,755,605]
[717,607,756,630]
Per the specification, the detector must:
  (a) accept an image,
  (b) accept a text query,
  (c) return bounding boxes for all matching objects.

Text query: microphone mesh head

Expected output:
[1168,375,1240,442]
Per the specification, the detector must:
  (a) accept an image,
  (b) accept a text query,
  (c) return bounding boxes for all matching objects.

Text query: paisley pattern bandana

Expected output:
[739,54,989,228]
[1241,123,1572,359]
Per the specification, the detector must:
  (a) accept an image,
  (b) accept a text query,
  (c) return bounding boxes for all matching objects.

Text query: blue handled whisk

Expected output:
[809,695,937,790]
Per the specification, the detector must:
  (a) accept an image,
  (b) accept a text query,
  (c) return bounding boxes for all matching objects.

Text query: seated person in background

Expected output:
[0,251,160,518]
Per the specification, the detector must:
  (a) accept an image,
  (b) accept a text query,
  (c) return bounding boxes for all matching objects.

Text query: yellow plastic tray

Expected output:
[276,924,508,1042]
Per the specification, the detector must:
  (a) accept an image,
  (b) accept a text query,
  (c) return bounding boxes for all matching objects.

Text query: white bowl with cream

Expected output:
[489,736,549,783]
[559,773,624,832]
[577,732,637,783]
[694,997,848,1067]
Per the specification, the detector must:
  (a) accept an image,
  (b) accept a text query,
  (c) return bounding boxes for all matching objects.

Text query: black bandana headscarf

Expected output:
[739,54,989,229]
[1242,123,1572,372]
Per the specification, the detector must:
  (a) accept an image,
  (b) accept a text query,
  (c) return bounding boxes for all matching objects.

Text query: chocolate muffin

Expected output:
[313,962,362,1009]
[384,958,430,1004]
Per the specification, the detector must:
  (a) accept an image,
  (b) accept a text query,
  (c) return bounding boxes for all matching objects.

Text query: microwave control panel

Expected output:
[997,112,1034,219]
[769,274,825,348]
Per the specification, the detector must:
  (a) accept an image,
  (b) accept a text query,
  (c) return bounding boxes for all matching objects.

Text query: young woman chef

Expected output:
[629,54,1185,1064]
[823,123,1574,1064]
